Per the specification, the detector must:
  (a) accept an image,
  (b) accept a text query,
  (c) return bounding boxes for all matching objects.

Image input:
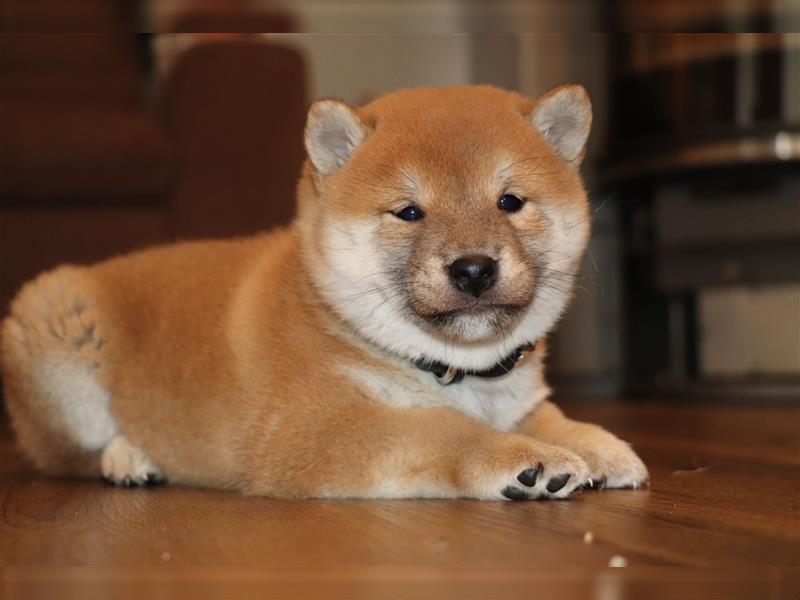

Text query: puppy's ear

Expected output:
[529,85,592,164]
[304,100,367,176]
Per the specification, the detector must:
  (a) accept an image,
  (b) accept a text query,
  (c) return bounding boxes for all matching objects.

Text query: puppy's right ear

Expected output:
[304,100,367,176]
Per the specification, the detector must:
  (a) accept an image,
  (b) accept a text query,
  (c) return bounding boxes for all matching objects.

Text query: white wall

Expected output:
[700,284,800,376]
[270,34,473,105]
[268,0,472,103]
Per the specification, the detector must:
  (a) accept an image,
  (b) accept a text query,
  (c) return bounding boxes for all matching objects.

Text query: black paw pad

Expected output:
[516,462,543,487]
[501,486,530,501]
[546,473,571,493]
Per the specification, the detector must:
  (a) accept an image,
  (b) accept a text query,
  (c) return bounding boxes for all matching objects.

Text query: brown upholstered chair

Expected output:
[0,30,307,312]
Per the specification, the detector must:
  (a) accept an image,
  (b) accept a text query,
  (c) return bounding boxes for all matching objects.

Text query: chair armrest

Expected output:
[156,40,307,238]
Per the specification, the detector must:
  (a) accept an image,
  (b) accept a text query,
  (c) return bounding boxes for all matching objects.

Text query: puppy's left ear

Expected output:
[305,99,368,176]
[530,85,592,164]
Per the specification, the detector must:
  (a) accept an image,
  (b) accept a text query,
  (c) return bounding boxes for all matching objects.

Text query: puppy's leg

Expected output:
[245,404,591,500]
[2,267,166,487]
[1,268,116,476]
[517,401,648,490]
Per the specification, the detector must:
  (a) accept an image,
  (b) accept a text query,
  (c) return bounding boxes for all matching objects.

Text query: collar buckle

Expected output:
[413,341,537,386]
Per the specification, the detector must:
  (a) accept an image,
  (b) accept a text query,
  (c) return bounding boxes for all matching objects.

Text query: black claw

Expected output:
[501,486,530,501]
[582,475,607,491]
[102,476,115,486]
[517,462,543,487]
[145,473,167,486]
[546,473,571,493]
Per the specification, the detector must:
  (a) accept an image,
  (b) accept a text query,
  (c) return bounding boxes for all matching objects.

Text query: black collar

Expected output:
[413,342,536,385]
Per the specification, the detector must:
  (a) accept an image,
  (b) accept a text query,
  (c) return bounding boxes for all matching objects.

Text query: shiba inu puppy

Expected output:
[1,85,648,500]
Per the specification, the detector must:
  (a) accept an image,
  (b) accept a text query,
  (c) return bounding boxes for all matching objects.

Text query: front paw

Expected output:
[573,429,649,490]
[463,434,591,501]
[101,435,166,487]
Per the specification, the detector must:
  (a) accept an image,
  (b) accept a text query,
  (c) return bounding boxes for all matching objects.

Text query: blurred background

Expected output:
[1,0,799,402]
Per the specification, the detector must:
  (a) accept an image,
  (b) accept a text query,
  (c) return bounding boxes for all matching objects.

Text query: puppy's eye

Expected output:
[395,206,425,221]
[498,194,525,213]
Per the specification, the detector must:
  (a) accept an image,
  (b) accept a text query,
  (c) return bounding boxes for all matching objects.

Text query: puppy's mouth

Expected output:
[414,302,526,327]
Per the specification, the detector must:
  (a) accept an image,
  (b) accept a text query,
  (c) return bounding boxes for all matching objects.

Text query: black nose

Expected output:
[447,255,498,297]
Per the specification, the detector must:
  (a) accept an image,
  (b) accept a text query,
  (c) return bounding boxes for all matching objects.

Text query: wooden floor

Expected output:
[1,400,798,599]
